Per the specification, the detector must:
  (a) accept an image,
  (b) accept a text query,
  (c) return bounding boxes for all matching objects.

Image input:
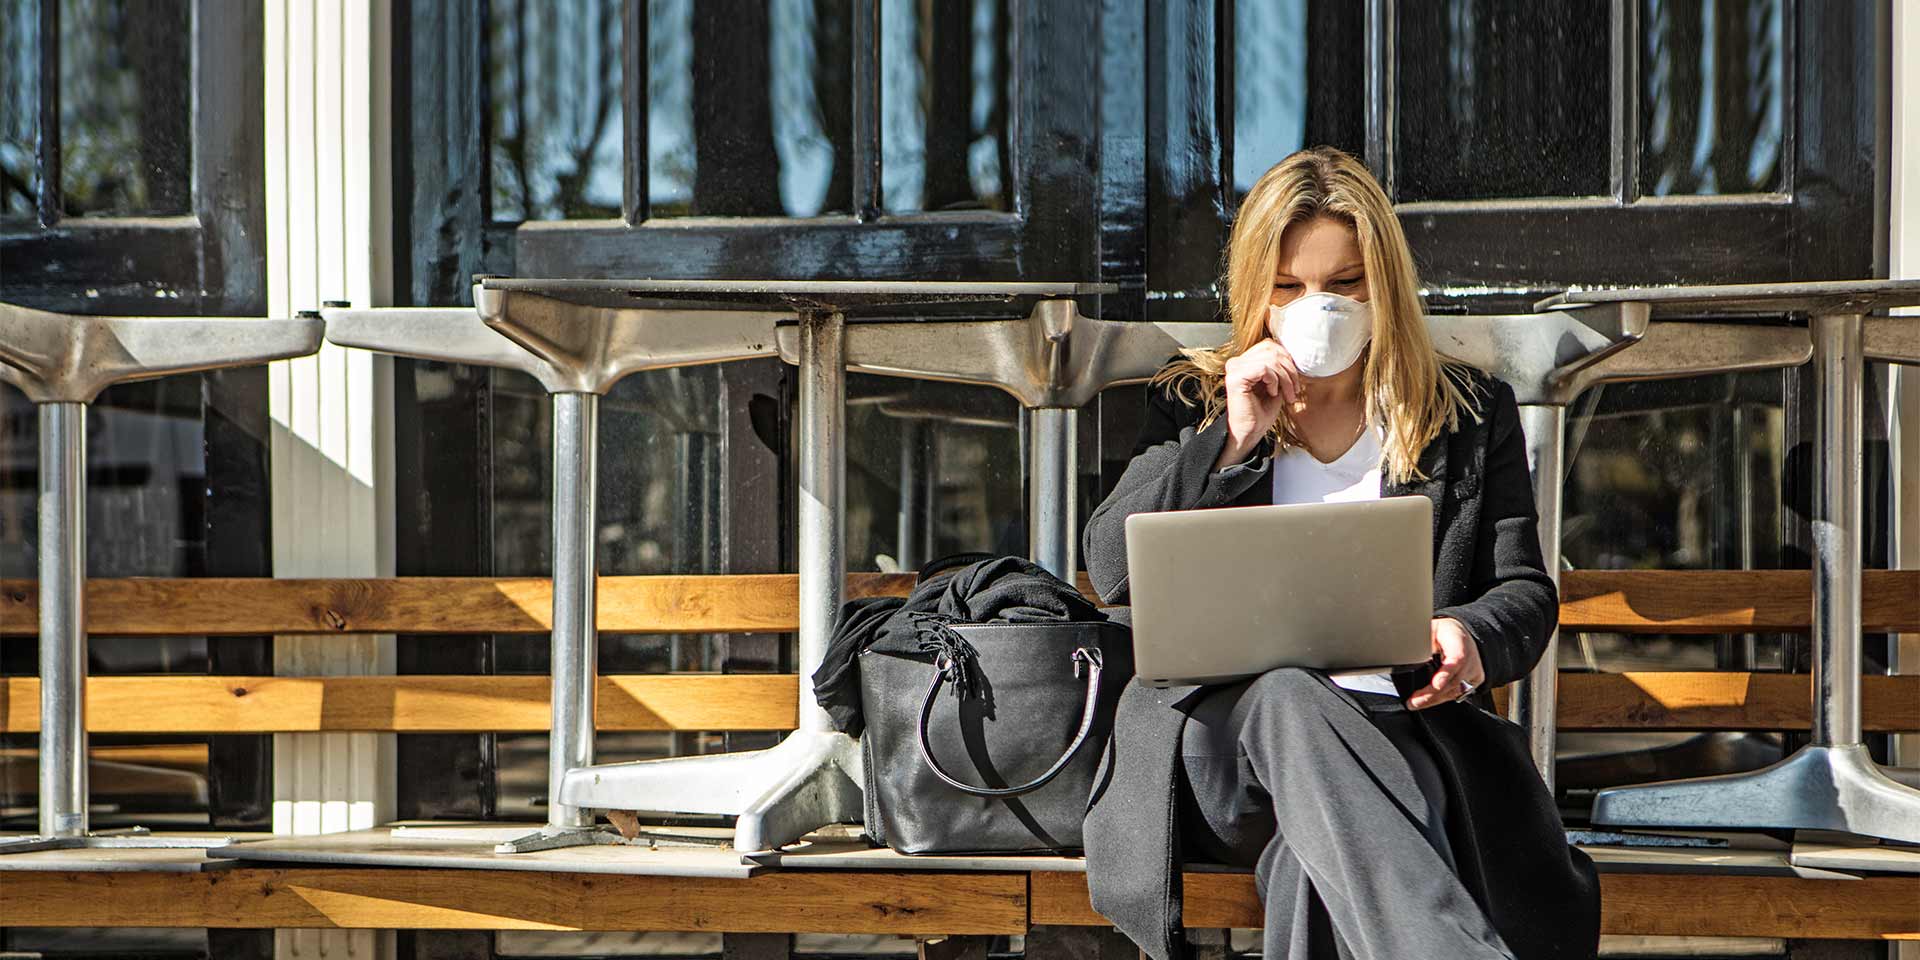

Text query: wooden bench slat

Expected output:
[0,743,210,767]
[1028,870,1920,940]
[1501,672,1920,732]
[0,672,1913,734]
[1558,569,1920,633]
[0,574,917,637]
[4,570,1914,637]
[0,675,797,733]
[0,868,1028,934]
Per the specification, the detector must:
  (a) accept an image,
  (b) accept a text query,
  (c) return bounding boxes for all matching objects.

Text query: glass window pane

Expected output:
[0,0,38,219]
[645,0,694,213]
[2,378,219,833]
[845,376,1026,571]
[1556,372,1791,806]
[880,0,1010,214]
[645,0,856,218]
[1640,0,1785,196]
[487,0,625,221]
[1393,0,1610,202]
[1233,0,1365,197]
[58,0,191,217]
[1563,374,1785,578]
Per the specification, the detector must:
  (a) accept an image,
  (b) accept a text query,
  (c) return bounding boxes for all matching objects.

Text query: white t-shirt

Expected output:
[1270,424,1402,696]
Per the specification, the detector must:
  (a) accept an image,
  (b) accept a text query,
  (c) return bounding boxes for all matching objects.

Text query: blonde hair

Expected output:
[1152,146,1478,483]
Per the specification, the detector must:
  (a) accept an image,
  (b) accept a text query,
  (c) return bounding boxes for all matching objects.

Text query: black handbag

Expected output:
[859,618,1133,855]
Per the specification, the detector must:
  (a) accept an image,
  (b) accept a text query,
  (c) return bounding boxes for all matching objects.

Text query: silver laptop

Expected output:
[1123,496,1434,688]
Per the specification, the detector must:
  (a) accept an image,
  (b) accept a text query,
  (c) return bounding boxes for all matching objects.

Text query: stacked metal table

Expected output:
[0,302,324,855]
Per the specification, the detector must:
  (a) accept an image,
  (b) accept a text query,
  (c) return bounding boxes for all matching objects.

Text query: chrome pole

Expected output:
[1732,405,1759,668]
[797,312,845,734]
[38,402,87,838]
[1028,407,1078,581]
[897,421,927,570]
[1513,403,1566,790]
[1810,314,1863,748]
[548,392,599,828]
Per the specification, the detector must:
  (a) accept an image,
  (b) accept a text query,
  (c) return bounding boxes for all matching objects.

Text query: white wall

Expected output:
[263,1,396,957]
[1892,0,1917,750]
[1893,0,1917,954]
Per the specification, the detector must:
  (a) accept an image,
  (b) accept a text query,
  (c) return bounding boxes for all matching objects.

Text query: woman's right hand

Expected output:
[1215,338,1301,469]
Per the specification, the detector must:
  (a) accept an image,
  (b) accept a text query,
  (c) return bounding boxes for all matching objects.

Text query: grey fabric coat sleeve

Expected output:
[1432,380,1558,690]
[1082,391,1272,605]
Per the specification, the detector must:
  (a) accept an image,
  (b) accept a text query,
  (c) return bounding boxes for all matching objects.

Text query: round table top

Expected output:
[1536,278,1920,315]
[479,277,1118,319]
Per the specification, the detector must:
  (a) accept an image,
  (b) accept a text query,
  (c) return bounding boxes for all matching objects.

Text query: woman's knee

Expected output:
[1249,666,1326,698]
[1238,667,1343,724]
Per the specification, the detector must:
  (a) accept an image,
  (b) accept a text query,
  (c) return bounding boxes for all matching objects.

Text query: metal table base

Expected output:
[324,286,790,855]
[1541,281,1920,842]
[1423,304,1652,787]
[1490,311,1818,788]
[0,302,323,856]
[562,296,1231,846]
[560,310,866,853]
[349,281,1122,854]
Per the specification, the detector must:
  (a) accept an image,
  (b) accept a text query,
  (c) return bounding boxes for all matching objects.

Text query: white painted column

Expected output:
[264,1,395,958]
[1890,0,1918,827]
[1895,9,1918,958]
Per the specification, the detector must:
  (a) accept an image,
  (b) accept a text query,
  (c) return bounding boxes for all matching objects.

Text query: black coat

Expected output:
[1079,367,1600,960]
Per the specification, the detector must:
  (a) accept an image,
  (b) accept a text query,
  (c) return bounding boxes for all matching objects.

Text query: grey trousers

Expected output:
[1178,668,1514,959]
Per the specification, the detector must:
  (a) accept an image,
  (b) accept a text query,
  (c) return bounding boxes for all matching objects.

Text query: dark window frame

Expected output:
[1146,0,1882,311]
[1364,0,1880,298]
[0,0,266,316]
[399,0,1100,299]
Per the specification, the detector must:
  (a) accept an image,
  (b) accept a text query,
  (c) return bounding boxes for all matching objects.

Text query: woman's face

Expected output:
[1265,215,1368,338]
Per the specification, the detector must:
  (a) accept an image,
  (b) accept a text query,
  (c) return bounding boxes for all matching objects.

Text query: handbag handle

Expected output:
[915,646,1104,799]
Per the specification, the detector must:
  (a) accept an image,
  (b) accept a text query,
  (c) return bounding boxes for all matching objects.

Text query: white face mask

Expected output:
[1269,293,1373,378]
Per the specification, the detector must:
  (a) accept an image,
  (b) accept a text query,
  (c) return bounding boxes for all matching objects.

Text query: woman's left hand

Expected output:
[1407,617,1485,710]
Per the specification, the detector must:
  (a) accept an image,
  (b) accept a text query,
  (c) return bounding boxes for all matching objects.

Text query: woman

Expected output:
[1080,147,1599,960]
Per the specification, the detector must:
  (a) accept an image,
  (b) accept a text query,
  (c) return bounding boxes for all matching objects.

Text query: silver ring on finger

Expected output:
[1458,680,1477,698]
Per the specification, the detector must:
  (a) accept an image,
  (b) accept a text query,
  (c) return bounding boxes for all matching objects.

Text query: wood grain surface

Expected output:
[4,570,1910,637]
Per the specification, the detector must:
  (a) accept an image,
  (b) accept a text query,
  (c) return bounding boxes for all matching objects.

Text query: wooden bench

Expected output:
[1,569,1916,945]
[2,570,1915,736]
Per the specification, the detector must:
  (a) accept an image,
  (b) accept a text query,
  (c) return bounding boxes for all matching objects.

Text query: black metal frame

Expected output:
[396,0,1100,299]
[1133,0,1882,309]
[0,0,266,315]
[1366,0,1880,300]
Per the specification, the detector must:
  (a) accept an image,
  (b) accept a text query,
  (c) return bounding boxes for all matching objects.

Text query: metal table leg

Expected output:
[1593,312,1920,841]
[896,421,933,570]
[1513,404,1567,790]
[0,303,323,856]
[37,402,87,843]
[1028,407,1078,581]
[493,392,623,853]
